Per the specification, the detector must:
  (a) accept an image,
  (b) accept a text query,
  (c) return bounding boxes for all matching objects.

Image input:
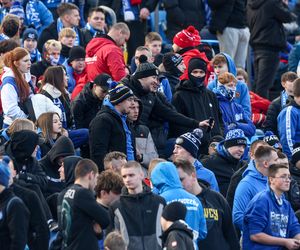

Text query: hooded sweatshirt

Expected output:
[213,87,256,137]
[232,160,268,230]
[151,162,207,247]
[85,35,126,82]
[207,53,251,118]
[39,136,75,197]
[63,156,82,187]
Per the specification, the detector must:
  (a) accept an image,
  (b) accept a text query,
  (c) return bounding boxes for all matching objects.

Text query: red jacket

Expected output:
[85,36,126,82]
[180,48,209,81]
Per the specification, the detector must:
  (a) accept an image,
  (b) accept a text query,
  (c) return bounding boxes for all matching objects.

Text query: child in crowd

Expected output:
[58,27,76,64]
[208,53,251,118]
[213,72,255,138]
[22,28,41,64]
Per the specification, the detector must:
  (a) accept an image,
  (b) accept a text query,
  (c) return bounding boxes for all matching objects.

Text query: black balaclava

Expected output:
[188,58,207,87]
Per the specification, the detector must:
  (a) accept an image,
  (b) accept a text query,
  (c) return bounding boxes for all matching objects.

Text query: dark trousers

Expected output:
[253,49,280,99]
[126,20,147,62]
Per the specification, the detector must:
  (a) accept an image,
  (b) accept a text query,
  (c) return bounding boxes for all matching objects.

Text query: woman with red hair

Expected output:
[1,47,33,127]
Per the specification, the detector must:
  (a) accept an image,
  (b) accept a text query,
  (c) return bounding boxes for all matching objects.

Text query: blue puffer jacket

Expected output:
[207,53,251,118]
[26,0,53,35]
[213,89,255,138]
[63,60,76,93]
[151,161,207,246]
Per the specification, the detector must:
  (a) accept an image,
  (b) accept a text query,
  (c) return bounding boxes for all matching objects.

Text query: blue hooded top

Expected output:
[213,88,255,138]
[243,188,300,250]
[207,53,251,118]
[150,162,207,243]
[232,160,268,230]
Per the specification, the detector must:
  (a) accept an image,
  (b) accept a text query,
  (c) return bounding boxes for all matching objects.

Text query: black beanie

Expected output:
[223,129,247,149]
[93,73,112,91]
[68,46,86,63]
[292,143,300,164]
[188,57,207,75]
[133,55,159,79]
[175,128,203,158]
[162,52,183,72]
[263,131,282,150]
[162,201,187,222]
[5,130,44,163]
[109,84,134,105]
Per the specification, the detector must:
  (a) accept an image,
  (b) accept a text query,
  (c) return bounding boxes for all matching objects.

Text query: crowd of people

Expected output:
[1,0,300,250]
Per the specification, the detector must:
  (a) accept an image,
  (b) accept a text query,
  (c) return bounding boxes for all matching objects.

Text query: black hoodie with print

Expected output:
[197,182,239,250]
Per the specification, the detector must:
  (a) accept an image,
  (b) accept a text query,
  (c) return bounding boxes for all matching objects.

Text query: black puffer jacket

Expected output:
[39,136,75,197]
[160,220,194,250]
[247,0,296,51]
[208,0,247,34]
[30,59,51,80]
[162,0,206,41]
[72,82,103,129]
[171,80,224,155]
[89,105,129,172]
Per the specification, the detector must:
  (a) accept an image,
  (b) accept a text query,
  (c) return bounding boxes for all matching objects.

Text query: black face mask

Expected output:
[189,74,205,87]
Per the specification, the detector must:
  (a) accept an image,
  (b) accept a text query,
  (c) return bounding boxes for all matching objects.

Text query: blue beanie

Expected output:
[0,161,11,188]
[175,128,203,158]
[22,28,38,41]
[224,129,247,149]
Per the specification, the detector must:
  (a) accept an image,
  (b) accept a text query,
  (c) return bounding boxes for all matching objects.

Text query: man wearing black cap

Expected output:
[127,56,212,157]
[89,84,136,171]
[72,73,111,129]
[160,201,194,250]
[170,57,224,155]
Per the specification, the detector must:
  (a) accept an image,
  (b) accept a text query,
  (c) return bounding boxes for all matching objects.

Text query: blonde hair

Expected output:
[148,158,166,176]
[44,39,62,52]
[58,28,76,40]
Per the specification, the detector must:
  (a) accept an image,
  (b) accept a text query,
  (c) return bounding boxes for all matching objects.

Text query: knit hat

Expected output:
[224,129,247,149]
[68,46,86,63]
[133,55,159,79]
[0,161,10,188]
[9,1,25,19]
[188,57,207,74]
[93,73,112,91]
[162,52,183,76]
[263,131,282,150]
[292,143,300,164]
[209,135,224,145]
[175,128,203,158]
[23,28,38,41]
[173,26,200,48]
[109,84,134,105]
[5,130,45,163]
[162,201,187,222]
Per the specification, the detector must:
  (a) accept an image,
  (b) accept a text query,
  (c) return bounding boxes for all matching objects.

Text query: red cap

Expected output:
[173,26,201,48]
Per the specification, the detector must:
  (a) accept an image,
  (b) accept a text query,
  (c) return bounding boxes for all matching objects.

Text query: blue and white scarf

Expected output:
[30,49,42,63]
[85,23,104,38]
[57,18,80,46]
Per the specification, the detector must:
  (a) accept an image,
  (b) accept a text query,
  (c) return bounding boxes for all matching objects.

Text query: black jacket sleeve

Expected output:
[7,197,30,250]
[264,99,281,136]
[166,231,191,250]
[75,189,110,229]
[90,116,113,172]
[72,99,86,129]
[153,94,199,128]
